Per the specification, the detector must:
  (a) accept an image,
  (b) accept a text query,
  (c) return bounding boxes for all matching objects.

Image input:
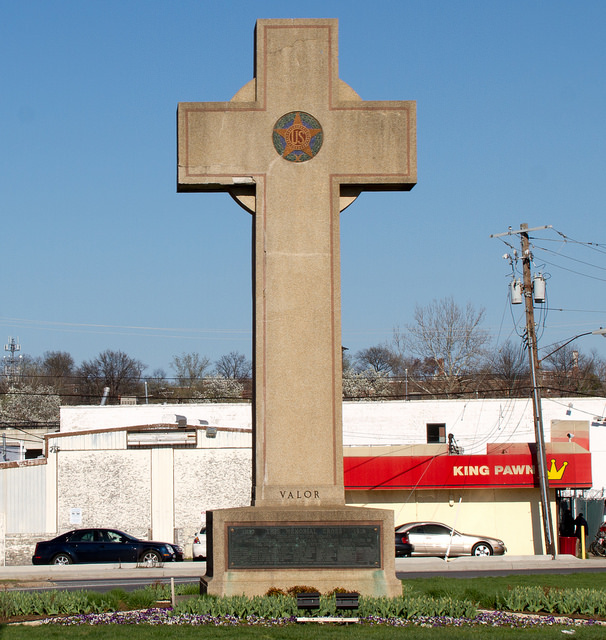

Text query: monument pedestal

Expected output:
[201,505,402,597]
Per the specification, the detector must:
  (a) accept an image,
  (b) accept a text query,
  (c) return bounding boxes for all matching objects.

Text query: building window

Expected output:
[427,423,446,444]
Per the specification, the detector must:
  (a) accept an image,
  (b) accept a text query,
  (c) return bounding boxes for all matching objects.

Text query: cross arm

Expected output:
[331,99,417,191]
[177,101,263,193]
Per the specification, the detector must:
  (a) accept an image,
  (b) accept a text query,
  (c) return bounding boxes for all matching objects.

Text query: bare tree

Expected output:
[215,351,252,380]
[41,351,75,379]
[15,354,42,383]
[170,352,211,388]
[543,344,603,395]
[396,297,490,395]
[78,350,146,402]
[390,326,440,377]
[593,354,606,395]
[40,350,75,397]
[355,345,395,374]
[342,347,354,374]
[490,340,529,394]
[146,368,172,399]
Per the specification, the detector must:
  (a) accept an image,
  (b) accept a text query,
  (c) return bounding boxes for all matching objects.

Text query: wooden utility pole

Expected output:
[519,223,556,557]
[491,223,556,557]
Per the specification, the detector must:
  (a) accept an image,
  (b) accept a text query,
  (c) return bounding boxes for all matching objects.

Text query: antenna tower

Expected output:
[3,337,22,380]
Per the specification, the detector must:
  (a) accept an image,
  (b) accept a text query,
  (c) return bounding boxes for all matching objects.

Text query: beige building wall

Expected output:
[347,488,554,556]
[151,449,174,542]
[49,429,253,556]
[173,448,252,531]
[58,450,152,539]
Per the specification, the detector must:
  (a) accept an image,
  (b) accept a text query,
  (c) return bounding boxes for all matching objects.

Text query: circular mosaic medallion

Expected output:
[272,111,323,162]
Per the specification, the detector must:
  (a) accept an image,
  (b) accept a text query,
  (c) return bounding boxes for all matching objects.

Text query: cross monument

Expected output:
[178,18,416,596]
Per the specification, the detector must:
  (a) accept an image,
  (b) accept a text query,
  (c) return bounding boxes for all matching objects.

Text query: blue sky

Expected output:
[2,0,605,375]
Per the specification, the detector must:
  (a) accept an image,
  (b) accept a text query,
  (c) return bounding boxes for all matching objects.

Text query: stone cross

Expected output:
[178,18,416,508]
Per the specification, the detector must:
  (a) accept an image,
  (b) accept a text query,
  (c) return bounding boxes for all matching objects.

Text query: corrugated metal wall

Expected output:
[0,463,46,533]
[55,431,127,451]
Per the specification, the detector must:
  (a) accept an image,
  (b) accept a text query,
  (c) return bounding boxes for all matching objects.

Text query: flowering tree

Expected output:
[190,375,244,403]
[0,383,60,426]
[342,370,391,400]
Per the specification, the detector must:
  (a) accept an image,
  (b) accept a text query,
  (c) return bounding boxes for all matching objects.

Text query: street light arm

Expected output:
[538,328,606,364]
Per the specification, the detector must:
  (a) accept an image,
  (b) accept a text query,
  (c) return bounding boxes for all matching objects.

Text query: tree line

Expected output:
[0,350,253,426]
[346,297,606,400]
[1,296,605,426]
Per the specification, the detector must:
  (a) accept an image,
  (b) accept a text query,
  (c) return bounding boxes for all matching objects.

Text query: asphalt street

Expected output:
[3,554,606,586]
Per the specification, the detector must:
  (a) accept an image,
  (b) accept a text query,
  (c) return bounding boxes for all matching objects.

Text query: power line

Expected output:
[531,243,606,273]
[548,308,606,314]
[551,229,606,255]
[536,258,606,282]
[0,316,251,338]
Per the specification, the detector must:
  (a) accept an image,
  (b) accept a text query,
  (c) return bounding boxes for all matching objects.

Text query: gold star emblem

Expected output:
[273,112,323,162]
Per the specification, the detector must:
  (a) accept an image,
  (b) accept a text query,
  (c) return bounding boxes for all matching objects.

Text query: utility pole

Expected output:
[520,224,556,557]
[491,223,556,557]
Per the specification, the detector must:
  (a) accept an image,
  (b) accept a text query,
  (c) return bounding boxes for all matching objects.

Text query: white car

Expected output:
[192,526,207,561]
[395,522,506,557]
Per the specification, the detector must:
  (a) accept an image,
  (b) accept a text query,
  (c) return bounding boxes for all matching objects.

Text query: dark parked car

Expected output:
[395,528,414,557]
[32,528,184,565]
[395,522,506,557]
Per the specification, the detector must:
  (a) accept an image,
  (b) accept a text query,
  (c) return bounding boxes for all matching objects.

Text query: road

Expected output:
[3,555,606,592]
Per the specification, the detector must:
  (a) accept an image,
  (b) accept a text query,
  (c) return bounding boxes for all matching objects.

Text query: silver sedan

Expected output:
[395,521,506,557]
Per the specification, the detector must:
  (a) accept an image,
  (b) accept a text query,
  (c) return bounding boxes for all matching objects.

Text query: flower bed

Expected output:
[41,608,606,629]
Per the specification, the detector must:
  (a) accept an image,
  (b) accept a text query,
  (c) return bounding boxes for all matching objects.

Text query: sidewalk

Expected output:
[395,553,606,574]
[0,561,208,582]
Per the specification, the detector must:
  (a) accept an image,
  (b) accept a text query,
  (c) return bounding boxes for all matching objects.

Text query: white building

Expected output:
[0,396,604,564]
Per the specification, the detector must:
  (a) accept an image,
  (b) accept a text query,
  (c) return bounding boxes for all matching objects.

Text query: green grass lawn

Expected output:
[3,624,606,639]
[2,573,606,639]
[406,572,606,607]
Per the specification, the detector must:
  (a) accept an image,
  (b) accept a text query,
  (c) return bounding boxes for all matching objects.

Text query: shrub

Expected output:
[286,585,319,596]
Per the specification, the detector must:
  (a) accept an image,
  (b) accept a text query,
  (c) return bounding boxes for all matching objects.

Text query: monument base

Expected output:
[201,505,402,597]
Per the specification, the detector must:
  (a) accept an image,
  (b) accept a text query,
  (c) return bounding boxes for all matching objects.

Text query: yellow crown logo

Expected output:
[547,459,568,480]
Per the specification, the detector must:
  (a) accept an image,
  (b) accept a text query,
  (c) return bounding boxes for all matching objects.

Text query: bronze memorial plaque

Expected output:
[227,524,382,569]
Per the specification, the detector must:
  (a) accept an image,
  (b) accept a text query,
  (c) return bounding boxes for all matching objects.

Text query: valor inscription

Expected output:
[279,489,320,500]
[227,524,382,569]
